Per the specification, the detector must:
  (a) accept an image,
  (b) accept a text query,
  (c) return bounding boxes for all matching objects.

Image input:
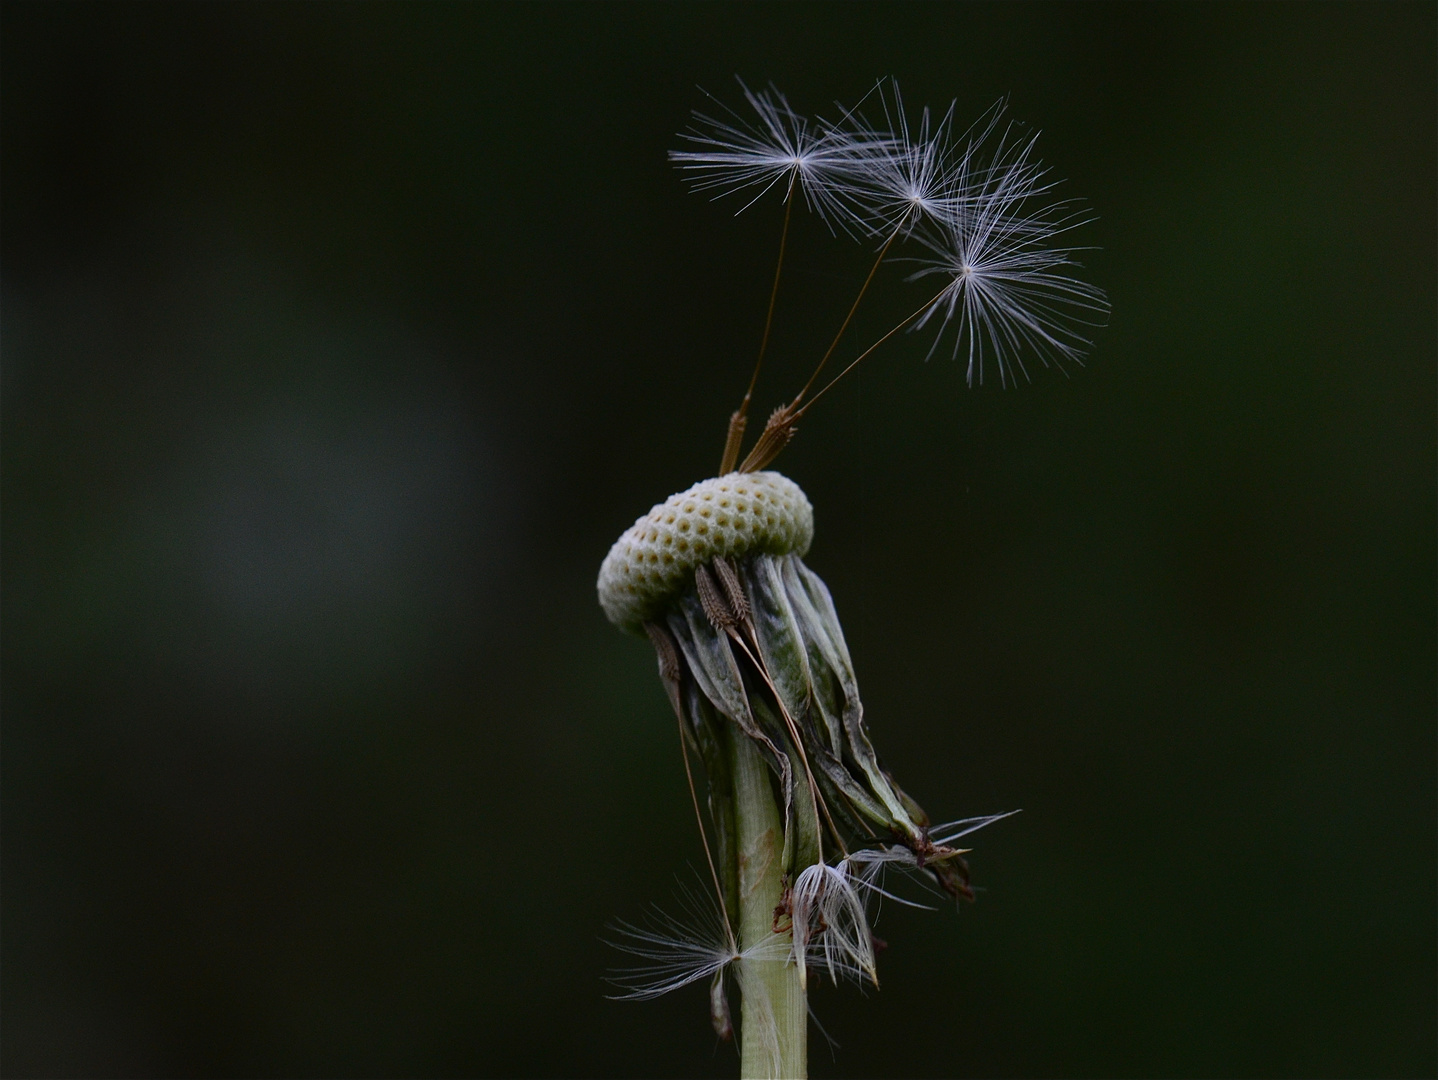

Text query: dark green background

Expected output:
[3,4,1433,1077]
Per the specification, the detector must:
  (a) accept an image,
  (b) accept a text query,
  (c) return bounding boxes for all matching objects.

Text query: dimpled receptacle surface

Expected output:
[598,471,814,634]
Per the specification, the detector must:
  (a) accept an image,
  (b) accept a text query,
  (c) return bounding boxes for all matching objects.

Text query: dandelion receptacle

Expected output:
[600,79,1107,1078]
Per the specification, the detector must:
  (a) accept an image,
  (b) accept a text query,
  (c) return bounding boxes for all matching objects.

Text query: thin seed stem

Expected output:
[750,186,795,404]
[796,284,951,418]
[733,284,948,475]
[721,185,795,474]
[791,217,907,407]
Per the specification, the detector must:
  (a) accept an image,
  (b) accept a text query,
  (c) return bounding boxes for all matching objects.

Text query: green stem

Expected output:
[731,730,807,1079]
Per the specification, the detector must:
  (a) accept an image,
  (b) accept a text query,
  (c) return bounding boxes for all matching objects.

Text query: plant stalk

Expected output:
[731,728,806,1079]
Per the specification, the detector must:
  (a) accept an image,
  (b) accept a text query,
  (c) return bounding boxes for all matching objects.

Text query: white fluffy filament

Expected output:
[669,79,876,235]
[606,887,789,1002]
[790,862,878,989]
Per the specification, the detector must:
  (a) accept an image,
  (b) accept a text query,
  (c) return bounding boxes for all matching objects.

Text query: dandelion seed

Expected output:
[839,79,961,234]
[608,883,795,1045]
[840,846,935,910]
[791,861,877,989]
[669,79,875,235]
[606,886,742,1002]
[931,809,1024,846]
[905,106,1111,386]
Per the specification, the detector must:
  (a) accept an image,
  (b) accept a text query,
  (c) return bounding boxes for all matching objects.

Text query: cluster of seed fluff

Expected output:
[598,471,813,634]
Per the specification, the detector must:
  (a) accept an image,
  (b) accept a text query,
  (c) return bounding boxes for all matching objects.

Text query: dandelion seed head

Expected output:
[597,471,813,634]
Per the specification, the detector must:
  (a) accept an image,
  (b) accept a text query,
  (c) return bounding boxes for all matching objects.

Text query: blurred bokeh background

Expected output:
[2,4,1433,1077]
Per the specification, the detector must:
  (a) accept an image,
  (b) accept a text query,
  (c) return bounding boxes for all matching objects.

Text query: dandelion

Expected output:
[601,79,1101,1077]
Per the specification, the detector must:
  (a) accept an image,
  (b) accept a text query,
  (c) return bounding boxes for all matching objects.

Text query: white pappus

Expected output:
[668,76,1109,395]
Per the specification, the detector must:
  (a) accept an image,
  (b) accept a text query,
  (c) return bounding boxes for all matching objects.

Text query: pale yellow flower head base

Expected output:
[597,471,813,635]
